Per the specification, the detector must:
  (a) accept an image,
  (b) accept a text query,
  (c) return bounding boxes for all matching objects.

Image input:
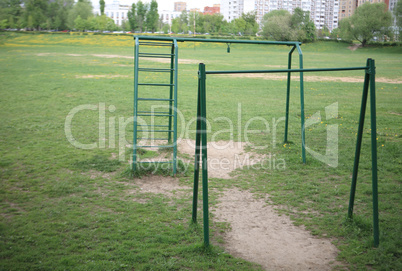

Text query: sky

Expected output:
[91,0,220,11]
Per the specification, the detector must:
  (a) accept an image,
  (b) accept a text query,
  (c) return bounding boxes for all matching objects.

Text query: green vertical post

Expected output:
[172,40,178,175]
[168,43,174,143]
[348,59,370,219]
[192,69,203,223]
[369,59,379,247]
[284,46,296,143]
[296,44,306,163]
[199,63,209,247]
[132,36,140,172]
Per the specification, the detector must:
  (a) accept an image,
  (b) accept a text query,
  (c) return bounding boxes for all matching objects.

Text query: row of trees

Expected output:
[1,0,401,45]
[166,11,259,36]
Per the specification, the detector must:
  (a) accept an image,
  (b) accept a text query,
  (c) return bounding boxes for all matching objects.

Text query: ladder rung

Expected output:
[139,53,175,59]
[138,111,171,114]
[138,98,174,101]
[137,138,169,140]
[137,130,174,132]
[138,124,170,128]
[139,42,173,47]
[138,68,174,73]
[138,83,174,87]
[137,161,174,164]
[138,114,173,117]
[140,146,174,149]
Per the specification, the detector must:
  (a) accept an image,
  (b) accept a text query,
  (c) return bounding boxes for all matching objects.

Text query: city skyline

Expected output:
[90,0,220,11]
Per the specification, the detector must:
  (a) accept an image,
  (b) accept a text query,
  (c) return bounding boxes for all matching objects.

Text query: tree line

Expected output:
[0,0,400,45]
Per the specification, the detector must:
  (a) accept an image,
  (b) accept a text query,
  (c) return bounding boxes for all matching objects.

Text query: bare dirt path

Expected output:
[130,140,343,270]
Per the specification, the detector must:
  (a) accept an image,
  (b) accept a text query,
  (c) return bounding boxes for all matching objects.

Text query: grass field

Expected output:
[0,33,401,270]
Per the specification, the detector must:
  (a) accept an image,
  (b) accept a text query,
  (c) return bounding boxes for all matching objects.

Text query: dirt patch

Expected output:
[137,139,267,179]
[75,74,129,79]
[91,54,134,59]
[348,44,361,51]
[129,175,191,199]
[213,188,341,270]
[220,73,402,84]
[178,139,266,179]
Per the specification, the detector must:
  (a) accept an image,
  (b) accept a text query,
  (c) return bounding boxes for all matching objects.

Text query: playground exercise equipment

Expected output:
[133,36,380,248]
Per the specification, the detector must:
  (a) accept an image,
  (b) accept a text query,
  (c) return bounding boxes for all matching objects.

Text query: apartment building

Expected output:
[221,0,255,21]
[96,0,130,26]
[174,2,187,12]
[251,0,339,31]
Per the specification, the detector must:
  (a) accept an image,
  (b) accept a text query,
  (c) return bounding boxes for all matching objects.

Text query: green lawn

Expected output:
[0,33,401,270]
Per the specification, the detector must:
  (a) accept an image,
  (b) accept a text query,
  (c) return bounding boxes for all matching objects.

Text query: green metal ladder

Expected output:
[132,36,178,174]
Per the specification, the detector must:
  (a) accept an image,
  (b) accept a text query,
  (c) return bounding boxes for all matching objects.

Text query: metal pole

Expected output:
[172,40,179,175]
[192,68,202,223]
[168,43,174,143]
[369,59,379,247]
[348,59,370,219]
[296,44,306,164]
[285,46,296,143]
[199,63,209,247]
[132,37,140,172]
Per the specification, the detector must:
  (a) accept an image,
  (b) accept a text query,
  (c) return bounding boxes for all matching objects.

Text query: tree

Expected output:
[127,3,136,31]
[262,10,296,41]
[67,0,93,30]
[395,0,402,40]
[146,0,158,33]
[339,2,392,46]
[99,0,105,15]
[74,15,86,31]
[242,11,258,35]
[136,0,148,32]
[0,0,23,29]
[24,0,48,30]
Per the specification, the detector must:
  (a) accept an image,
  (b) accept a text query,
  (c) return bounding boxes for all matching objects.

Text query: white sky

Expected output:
[92,0,220,11]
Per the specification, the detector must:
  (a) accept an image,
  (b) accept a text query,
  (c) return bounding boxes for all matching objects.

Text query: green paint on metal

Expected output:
[132,37,179,175]
[348,59,370,219]
[135,35,302,46]
[132,37,140,172]
[296,44,306,164]
[284,46,296,143]
[368,59,379,247]
[347,59,379,247]
[192,63,209,246]
[173,39,179,175]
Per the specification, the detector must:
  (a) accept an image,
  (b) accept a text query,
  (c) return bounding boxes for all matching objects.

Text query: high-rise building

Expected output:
[174,2,187,12]
[339,0,356,20]
[251,0,340,31]
[221,0,255,21]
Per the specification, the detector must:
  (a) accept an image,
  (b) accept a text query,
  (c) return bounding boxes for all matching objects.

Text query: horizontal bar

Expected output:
[138,68,174,72]
[138,98,174,101]
[138,83,175,87]
[137,114,174,117]
[137,145,174,148]
[136,161,173,164]
[138,111,171,114]
[139,54,174,59]
[137,138,169,140]
[139,42,173,46]
[206,66,368,75]
[137,130,174,132]
[135,35,301,46]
